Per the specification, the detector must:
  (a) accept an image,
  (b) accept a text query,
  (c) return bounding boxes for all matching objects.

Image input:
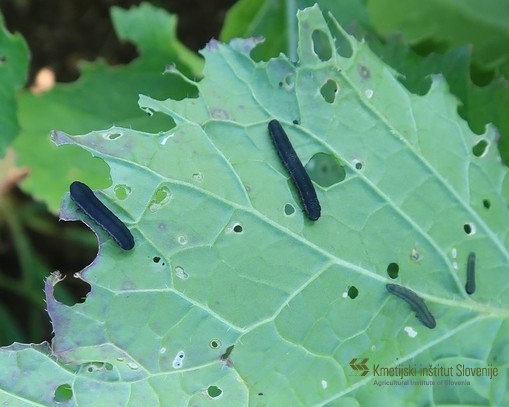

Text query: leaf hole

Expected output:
[53,276,91,306]
[175,266,189,280]
[84,362,111,373]
[329,21,352,58]
[463,223,476,235]
[387,263,399,279]
[54,384,73,403]
[207,385,223,399]
[347,286,358,299]
[153,256,161,263]
[284,203,296,216]
[353,160,363,170]
[104,131,123,140]
[320,79,339,104]
[233,224,243,233]
[306,153,345,187]
[114,184,131,200]
[312,29,332,61]
[172,351,185,369]
[483,199,491,209]
[293,119,299,125]
[149,186,172,212]
[472,139,488,157]
[209,339,221,349]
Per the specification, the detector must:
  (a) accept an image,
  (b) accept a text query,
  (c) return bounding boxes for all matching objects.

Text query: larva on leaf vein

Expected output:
[267,119,321,221]
[386,284,436,329]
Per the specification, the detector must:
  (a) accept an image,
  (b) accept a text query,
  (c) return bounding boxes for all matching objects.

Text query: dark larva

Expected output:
[69,181,135,250]
[386,284,436,329]
[267,119,321,221]
[465,252,476,295]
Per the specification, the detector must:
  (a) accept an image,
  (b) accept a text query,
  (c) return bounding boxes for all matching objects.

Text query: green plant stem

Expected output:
[286,0,298,61]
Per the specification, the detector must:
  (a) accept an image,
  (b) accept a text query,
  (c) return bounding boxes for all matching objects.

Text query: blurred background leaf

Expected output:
[13,3,201,213]
[0,11,28,157]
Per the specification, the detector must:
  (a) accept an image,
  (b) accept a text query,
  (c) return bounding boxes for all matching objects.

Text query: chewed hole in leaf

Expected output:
[463,223,476,235]
[153,256,161,263]
[320,79,339,103]
[84,362,111,373]
[149,186,172,212]
[358,64,370,80]
[104,131,123,140]
[114,184,131,200]
[175,266,189,280]
[53,384,73,403]
[347,286,358,299]
[233,224,243,233]
[329,19,352,57]
[472,139,488,157]
[293,119,299,125]
[209,339,221,349]
[53,277,91,306]
[312,29,332,61]
[387,263,399,279]
[172,351,185,369]
[306,153,345,187]
[483,199,491,209]
[207,385,223,399]
[353,160,363,170]
[284,203,296,216]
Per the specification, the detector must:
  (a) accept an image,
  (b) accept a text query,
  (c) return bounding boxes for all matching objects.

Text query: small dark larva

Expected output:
[70,181,134,251]
[465,252,476,295]
[267,119,321,221]
[386,284,436,329]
